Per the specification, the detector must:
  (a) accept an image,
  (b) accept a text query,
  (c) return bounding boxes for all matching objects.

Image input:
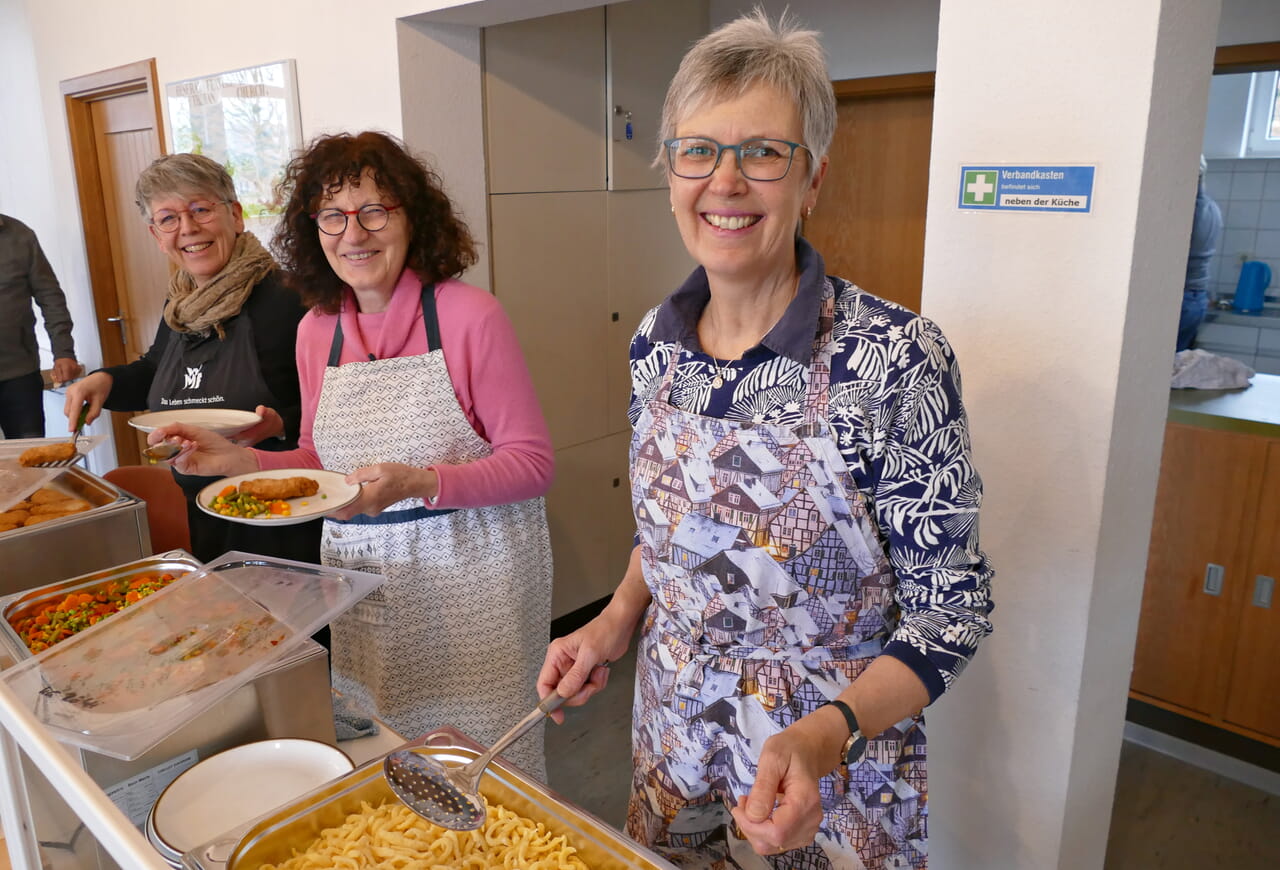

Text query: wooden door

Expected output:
[1224,440,1280,740]
[61,60,166,466]
[1130,423,1266,716]
[804,74,934,314]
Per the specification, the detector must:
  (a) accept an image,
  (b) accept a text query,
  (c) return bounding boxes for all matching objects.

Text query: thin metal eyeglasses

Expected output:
[148,200,231,233]
[663,137,813,181]
[310,203,401,235]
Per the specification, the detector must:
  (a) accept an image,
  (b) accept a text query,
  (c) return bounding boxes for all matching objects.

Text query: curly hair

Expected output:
[274,131,477,313]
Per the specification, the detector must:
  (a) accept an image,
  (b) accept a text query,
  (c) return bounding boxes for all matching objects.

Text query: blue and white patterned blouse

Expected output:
[628,238,994,701]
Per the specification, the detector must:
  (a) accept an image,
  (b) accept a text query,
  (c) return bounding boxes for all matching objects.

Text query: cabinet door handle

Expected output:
[1252,575,1274,609]
[1203,563,1225,596]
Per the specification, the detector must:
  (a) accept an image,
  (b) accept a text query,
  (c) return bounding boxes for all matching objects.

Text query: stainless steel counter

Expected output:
[1168,371,1280,437]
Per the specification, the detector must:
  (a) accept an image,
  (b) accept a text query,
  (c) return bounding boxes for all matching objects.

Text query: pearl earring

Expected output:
[671,205,675,214]
[804,206,813,219]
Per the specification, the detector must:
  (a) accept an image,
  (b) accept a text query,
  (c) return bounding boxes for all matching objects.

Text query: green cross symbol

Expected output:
[962,170,998,205]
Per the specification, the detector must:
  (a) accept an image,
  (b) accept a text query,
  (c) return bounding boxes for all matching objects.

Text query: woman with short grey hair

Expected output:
[542,9,993,868]
[656,9,836,179]
[63,152,320,568]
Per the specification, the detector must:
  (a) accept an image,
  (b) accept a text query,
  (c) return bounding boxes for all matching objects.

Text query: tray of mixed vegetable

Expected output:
[0,551,200,658]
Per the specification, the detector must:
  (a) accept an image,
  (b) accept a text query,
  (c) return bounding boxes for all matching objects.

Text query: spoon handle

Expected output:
[463,693,567,779]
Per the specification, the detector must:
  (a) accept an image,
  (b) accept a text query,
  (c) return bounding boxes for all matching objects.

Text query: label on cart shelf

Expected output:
[104,749,199,827]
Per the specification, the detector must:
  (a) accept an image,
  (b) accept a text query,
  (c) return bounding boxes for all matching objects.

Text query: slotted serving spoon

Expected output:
[384,692,566,830]
[33,404,88,468]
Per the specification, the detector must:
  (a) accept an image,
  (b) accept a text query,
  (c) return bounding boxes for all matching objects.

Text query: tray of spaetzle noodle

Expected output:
[181,725,678,870]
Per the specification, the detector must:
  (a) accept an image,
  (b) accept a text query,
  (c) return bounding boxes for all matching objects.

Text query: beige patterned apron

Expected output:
[312,284,552,777]
[625,287,927,869]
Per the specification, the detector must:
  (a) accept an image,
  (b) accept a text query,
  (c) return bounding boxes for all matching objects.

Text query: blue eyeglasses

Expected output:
[663,137,812,181]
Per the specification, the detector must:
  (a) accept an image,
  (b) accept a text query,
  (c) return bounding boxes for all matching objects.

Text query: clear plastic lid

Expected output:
[1,551,383,760]
[0,459,62,513]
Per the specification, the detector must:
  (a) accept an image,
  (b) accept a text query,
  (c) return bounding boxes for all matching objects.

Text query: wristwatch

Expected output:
[823,699,867,766]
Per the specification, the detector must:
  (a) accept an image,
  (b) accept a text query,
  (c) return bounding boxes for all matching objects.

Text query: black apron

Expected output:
[147,309,321,566]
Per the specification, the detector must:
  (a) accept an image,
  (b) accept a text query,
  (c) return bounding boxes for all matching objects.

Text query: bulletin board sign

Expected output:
[164,60,303,244]
[958,165,1096,214]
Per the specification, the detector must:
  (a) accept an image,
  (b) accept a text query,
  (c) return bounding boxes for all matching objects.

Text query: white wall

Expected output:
[923,0,1221,867]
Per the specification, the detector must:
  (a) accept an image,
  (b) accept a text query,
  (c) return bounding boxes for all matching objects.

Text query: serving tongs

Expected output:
[31,404,89,468]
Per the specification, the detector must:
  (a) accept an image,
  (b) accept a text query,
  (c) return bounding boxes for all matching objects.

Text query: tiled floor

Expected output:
[544,648,1280,869]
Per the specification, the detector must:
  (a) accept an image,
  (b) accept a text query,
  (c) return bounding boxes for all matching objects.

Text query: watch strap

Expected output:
[822,699,868,766]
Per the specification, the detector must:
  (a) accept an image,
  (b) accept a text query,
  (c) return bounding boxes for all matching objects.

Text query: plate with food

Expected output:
[129,409,263,438]
[196,469,360,526]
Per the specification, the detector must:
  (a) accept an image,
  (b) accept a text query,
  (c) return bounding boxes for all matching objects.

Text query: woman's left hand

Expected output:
[330,463,439,520]
[730,716,835,855]
[234,405,284,446]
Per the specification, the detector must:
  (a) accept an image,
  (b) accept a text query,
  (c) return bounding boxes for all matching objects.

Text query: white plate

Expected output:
[196,468,360,526]
[129,409,262,438]
[150,738,353,856]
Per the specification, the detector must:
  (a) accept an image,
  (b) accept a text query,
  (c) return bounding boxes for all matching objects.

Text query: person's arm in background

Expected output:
[25,226,78,385]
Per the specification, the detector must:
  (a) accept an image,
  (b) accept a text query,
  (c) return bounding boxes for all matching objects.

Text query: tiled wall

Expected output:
[1203,157,1280,304]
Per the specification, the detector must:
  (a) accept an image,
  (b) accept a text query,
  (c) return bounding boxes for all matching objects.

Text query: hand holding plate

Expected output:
[329,464,439,520]
[233,405,285,446]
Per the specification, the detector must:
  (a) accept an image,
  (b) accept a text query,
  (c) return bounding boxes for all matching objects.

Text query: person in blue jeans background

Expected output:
[1177,155,1223,352]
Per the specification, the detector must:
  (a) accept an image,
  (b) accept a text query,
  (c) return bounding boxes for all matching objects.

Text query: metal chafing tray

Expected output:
[0,466,151,596]
[0,551,344,870]
[184,726,678,870]
[0,551,203,660]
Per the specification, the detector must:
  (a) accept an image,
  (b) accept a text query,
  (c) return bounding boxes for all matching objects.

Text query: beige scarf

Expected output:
[163,231,276,338]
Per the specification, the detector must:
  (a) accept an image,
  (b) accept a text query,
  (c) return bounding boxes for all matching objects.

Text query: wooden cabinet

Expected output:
[1224,440,1280,737]
[1131,421,1280,744]
[483,0,705,617]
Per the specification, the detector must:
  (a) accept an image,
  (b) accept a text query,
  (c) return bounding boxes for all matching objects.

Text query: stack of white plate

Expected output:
[145,738,354,863]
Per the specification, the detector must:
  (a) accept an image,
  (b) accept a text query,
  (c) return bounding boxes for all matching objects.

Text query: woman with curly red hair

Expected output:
[152,131,555,775]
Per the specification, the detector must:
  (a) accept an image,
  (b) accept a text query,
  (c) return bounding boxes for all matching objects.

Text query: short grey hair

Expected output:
[134,153,237,218]
[656,7,836,181]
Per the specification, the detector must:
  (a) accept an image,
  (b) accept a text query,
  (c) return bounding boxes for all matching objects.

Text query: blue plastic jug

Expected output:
[1233,261,1272,314]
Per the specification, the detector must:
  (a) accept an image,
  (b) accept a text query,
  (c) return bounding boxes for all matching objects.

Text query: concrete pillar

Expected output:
[922,1,1221,867]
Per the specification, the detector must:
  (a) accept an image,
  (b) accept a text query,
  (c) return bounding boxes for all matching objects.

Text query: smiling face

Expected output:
[668,81,827,288]
[147,193,244,287]
[316,169,410,312]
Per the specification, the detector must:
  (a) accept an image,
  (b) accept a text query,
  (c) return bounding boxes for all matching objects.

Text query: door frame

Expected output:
[61,59,164,371]
[60,59,165,466]
[1214,40,1280,73]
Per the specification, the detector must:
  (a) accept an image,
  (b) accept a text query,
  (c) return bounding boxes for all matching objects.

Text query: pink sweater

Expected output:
[256,271,554,510]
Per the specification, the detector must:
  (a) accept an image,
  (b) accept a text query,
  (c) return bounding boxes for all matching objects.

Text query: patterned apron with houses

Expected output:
[625,288,928,870]
[312,285,552,777]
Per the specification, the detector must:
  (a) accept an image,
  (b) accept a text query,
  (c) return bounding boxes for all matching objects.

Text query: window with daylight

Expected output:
[1244,70,1280,157]
[165,60,303,250]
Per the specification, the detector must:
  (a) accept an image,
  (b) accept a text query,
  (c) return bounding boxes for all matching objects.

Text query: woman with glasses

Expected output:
[63,153,318,565]
[148,131,554,776]
[538,11,993,868]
